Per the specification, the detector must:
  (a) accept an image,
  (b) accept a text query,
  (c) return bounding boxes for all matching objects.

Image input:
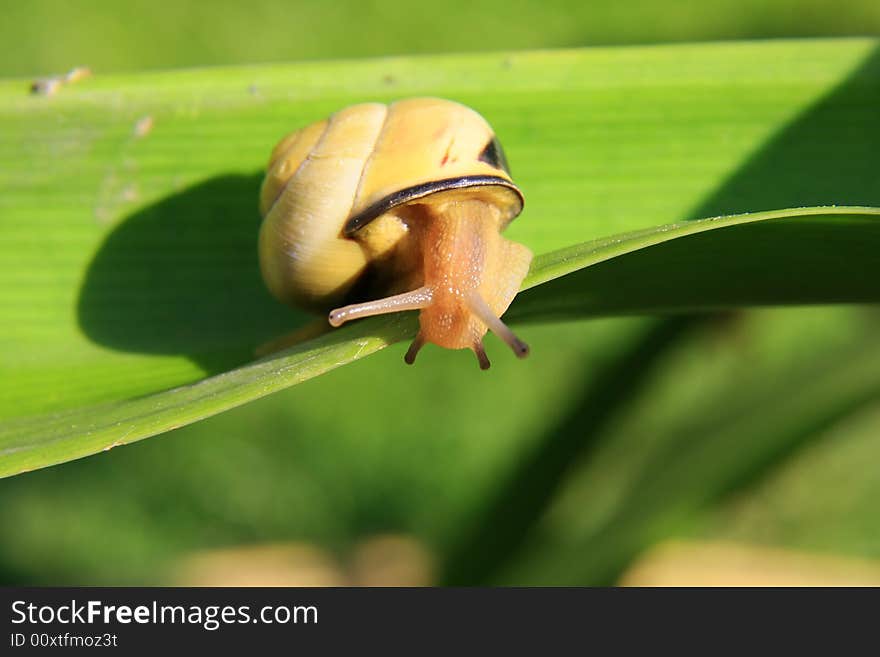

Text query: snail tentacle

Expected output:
[466,292,529,359]
[404,333,426,365]
[473,340,491,370]
[328,286,433,327]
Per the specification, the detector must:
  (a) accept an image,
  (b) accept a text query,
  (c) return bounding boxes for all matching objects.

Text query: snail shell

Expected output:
[259,97,531,369]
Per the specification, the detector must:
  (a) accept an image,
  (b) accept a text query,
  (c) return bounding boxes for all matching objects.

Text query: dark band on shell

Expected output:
[344,175,523,235]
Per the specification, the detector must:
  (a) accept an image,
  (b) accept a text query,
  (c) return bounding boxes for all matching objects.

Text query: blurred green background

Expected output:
[3,0,880,77]
[2,0,880,586]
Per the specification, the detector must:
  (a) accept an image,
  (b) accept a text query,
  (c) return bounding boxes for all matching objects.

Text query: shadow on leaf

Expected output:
[77,172,307,373]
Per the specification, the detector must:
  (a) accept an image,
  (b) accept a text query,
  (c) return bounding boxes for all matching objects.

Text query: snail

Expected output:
[258,97,532,369]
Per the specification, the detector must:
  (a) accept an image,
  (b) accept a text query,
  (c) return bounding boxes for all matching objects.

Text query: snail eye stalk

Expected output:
[328,287,434,327]
[466,292,529,359]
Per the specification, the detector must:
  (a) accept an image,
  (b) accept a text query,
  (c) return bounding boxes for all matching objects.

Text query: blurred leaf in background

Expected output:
[1,1,880,586]
[2,0,880,77]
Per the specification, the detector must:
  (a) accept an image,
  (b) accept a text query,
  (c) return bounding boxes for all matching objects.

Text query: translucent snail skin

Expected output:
[259,98,531,369]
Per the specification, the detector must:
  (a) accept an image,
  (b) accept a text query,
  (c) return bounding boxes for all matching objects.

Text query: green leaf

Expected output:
[515,206,880,321]
[2,38,880,478]
[3,206,880,478]
[5,0,880,76]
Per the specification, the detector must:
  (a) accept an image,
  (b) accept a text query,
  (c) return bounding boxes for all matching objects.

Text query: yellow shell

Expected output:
[258,97,532,369]
[259,97,522,310]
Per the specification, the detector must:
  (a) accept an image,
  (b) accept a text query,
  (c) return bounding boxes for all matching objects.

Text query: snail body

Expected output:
[259,97,531,368]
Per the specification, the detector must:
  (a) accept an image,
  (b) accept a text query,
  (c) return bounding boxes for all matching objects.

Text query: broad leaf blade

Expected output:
[3,39,880,477]
[514,206,880,321]
[2,206,879,477]
[3,39,878,418]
